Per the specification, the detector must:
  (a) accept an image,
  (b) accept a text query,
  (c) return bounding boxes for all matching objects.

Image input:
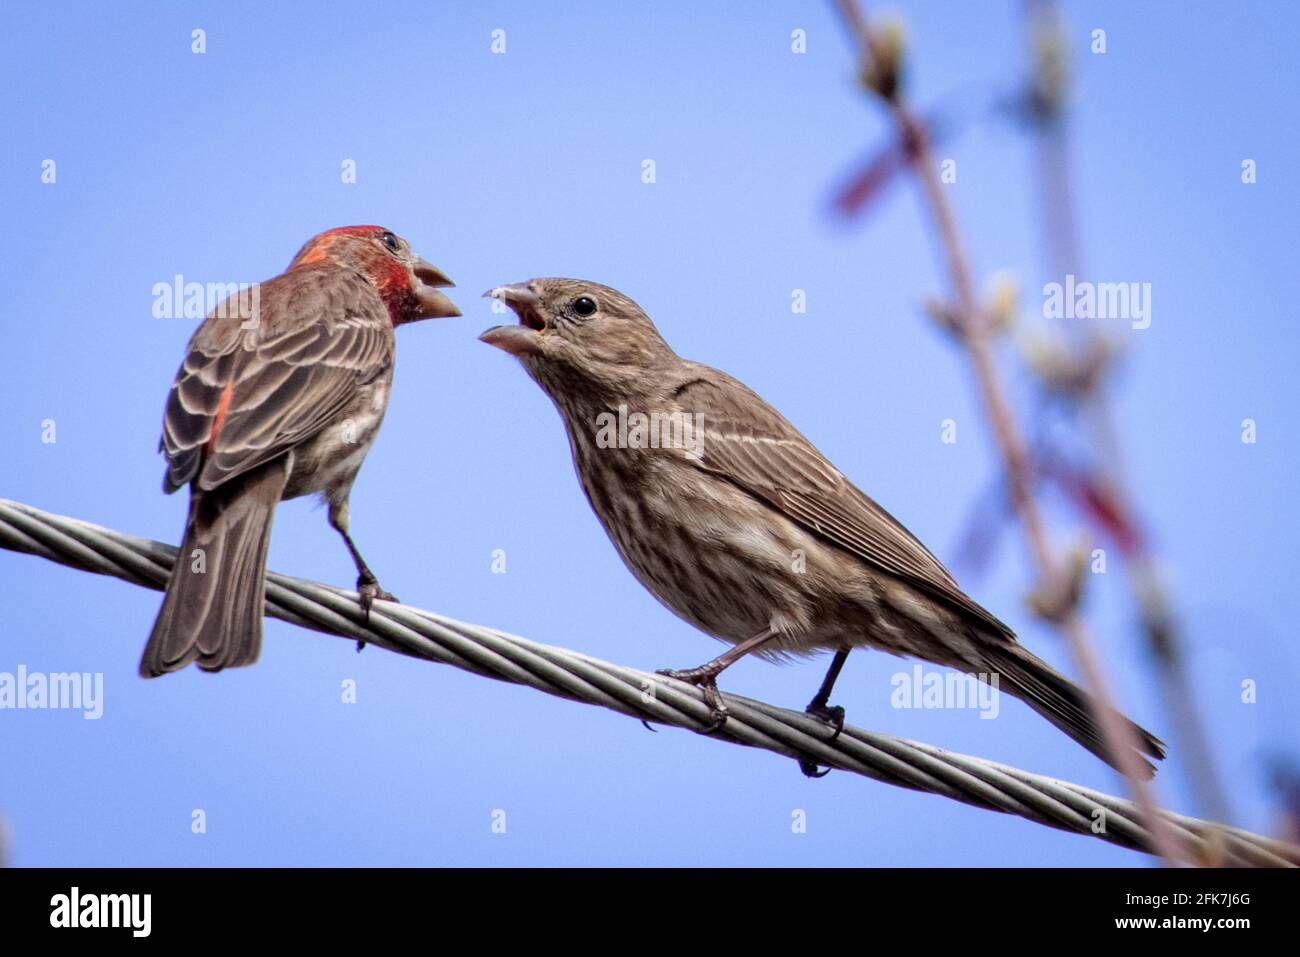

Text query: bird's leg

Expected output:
[806,648,849,737]
[656,629,778,733]
[800,648,850,779]
[328,502,397,644]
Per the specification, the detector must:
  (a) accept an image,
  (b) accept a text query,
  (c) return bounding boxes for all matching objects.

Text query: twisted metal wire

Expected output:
[1,497,1294,866]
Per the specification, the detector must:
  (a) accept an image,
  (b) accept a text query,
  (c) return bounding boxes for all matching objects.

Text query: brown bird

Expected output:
[141,226,459,677]
[479,278,1165,777]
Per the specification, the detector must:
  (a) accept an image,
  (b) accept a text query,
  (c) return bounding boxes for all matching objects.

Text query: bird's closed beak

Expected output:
[479,283,545,356]
[410,258,461,320]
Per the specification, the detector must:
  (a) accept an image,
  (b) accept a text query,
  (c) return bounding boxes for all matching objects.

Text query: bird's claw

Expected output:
[799,759,833,779]
[357,573,397,621]
[807,702,846,742]
[798,701,846,778]
[355,573,397,654]
[655,666,729,733]
[699,707,728,734]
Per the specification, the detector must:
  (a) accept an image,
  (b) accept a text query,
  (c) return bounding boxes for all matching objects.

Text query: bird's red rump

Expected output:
[206,382,235,452]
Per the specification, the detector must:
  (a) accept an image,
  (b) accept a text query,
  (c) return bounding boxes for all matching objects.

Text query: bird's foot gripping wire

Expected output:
[355,571,398,650]
[807,701,846,740]
[655,665,729,733]
[798,699,846,778]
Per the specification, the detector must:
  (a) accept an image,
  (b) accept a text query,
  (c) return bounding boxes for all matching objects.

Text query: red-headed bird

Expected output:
[141,226,458,677]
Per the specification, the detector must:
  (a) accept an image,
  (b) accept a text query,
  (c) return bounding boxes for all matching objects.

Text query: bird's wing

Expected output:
[160,267,394,493]
[674,369,1014,639]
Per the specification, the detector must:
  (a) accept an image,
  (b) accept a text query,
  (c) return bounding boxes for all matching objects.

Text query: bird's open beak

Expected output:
[410,259,461,320]
[479,283,545,356]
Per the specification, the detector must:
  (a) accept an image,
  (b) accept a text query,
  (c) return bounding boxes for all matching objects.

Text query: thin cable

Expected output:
[0,497,1294,867]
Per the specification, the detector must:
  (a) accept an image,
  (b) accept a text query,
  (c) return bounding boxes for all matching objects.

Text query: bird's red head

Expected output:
[289,226,459,325]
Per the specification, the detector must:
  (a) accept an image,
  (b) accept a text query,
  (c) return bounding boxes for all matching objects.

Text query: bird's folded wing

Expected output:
[160,271,393,493]
[675,371,1014,639]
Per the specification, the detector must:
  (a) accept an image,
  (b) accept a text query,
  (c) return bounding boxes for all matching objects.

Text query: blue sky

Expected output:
[1,1,1296,866]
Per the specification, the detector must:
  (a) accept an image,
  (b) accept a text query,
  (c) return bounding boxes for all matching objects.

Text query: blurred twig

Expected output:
[1017,0,1232,826]
[830,0,1187,865]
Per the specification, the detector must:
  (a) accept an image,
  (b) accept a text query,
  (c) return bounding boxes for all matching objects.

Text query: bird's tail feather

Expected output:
[981,642,1166,779]
[140,459,287,677]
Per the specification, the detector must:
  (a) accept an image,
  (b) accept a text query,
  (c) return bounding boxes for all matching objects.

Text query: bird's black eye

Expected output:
[380,231,401,252]
[572,296,597,317]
